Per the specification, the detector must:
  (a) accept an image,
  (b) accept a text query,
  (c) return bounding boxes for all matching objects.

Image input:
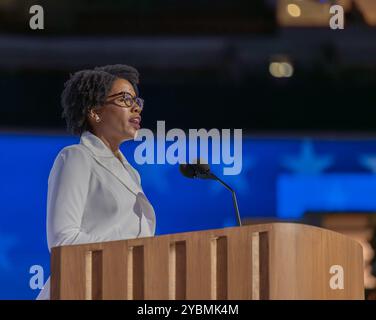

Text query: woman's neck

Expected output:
[90,130,121,155]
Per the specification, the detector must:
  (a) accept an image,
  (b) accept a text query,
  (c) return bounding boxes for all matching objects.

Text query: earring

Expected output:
[95,115,101,123]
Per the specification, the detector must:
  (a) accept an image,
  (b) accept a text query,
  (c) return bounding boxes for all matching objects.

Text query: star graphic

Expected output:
[359,155,376,173]
[0,233,17,271]
[281,140,334,174]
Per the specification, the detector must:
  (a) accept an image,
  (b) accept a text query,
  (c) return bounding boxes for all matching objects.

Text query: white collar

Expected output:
[79,131,141,196]
[80,131,128,164]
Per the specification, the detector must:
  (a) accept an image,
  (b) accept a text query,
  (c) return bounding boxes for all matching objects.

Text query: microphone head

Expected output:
[195,162,211,175]
[179,160,215,180]
[179,163,196,179]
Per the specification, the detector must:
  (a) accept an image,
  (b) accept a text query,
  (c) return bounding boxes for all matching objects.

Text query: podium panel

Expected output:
[51,223,364,300]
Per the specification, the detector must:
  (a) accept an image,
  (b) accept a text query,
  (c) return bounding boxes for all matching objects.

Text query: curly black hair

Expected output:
[61,64,140,135]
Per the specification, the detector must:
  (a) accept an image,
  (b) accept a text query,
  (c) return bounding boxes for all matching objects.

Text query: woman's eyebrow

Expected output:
[107,91,135,98]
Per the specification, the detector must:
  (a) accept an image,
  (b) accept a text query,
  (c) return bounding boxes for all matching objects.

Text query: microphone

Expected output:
[179,161,242,227]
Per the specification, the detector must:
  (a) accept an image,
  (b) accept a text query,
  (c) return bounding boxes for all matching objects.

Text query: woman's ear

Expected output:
[88,109,101,123]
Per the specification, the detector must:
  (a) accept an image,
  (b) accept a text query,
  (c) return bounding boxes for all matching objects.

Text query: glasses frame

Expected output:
[105,91,144,110]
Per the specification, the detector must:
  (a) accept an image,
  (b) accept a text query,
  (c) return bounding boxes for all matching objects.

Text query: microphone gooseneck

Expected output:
[179,162,242,227]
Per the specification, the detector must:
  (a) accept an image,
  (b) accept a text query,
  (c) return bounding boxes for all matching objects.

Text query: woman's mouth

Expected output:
[129,116,141,129]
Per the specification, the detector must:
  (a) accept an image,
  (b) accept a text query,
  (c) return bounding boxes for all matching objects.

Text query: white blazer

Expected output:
[37,130,156,299]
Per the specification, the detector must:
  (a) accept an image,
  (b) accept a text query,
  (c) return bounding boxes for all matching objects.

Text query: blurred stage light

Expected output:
[269,62,282,78]
[278,0,332,27]
[287,3,302,17]
[269,62,294,78]
[355,0,376,26]
[281,62,294,77]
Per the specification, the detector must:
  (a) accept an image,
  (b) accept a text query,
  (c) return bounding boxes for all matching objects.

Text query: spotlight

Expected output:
[287,4,301,18]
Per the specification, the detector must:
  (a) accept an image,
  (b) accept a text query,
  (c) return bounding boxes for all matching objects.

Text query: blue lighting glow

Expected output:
[1,133,376,299]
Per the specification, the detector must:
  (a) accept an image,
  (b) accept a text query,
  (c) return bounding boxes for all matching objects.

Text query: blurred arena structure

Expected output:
[0,1,376,131]
[0,0,376,299]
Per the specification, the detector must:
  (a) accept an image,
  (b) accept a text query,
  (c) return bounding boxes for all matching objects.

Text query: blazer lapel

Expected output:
[79,131,143,197]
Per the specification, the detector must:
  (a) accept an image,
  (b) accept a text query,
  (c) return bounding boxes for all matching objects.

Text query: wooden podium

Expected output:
[50,223,364,300]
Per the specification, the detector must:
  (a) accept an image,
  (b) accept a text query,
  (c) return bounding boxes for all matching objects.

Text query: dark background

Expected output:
[1,0,375,134]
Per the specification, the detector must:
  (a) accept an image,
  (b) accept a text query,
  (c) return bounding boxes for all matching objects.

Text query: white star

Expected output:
[281,140,333,174]
[359,155,376,173]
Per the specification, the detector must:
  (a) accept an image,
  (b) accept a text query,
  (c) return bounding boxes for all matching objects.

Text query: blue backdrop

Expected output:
[1,132,376,299]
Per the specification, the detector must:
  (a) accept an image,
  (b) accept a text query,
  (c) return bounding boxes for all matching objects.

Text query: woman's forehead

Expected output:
[109,78,135,96]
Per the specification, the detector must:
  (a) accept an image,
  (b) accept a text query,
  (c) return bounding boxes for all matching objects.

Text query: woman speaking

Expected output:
[37,64,156,299]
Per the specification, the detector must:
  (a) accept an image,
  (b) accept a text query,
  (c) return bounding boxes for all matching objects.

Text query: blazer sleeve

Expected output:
[46,146,110,251]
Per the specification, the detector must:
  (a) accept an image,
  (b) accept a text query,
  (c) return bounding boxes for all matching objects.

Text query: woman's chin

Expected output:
[122,127,138,140]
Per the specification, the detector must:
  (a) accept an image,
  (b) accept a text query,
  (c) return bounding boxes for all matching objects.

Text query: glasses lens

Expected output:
[135,97,144,110]
[123,95,134,108]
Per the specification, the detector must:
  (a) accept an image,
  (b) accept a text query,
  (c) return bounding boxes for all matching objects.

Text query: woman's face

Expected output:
[93,78,142,141]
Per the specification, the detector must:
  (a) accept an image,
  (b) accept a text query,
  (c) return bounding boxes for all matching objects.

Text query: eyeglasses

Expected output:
[105,91,144,110]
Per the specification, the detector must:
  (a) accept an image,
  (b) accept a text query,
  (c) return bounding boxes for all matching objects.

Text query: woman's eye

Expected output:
[125,97,134,105]
[114,95,134,107]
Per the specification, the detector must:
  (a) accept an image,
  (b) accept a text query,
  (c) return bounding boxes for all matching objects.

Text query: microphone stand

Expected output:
[198,171,242,227]
[214,175,242,227]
